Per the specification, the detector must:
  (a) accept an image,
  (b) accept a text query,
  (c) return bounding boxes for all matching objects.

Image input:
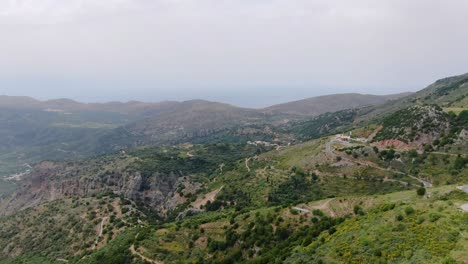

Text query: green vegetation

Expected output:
[42,186,463,264]
[285,109,359,140]
[0,74,467,263]
[373,105,450,143]
[268,171,322,205]
[0,194,143,263]
[286,187,468,264]
[417,187,426,196]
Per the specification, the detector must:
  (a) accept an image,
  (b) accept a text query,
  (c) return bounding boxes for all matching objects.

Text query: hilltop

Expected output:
[263,92,412,116]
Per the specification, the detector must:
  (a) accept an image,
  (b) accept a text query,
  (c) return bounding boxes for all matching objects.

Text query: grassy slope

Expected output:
[0,193,146,264]
[118,185,467,264]
[287,186,468,264]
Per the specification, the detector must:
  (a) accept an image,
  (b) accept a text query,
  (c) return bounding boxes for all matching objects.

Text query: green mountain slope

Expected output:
[0,73,467,263]
[357,73,468,122]
[286,187,468,264]
[263,93,412,116]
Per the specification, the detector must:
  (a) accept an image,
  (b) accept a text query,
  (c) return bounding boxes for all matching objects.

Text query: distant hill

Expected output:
[414,73,468,107]
[99,93,414,148]
[263,92,412,116]
[357,73,468,122]
[0,76,464,177]
[120,100,284,145]
[0,95,179,118]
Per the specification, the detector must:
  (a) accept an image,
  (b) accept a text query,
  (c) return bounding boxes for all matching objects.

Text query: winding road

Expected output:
[130,233,164,264]
[130,244,163,264]
[326,136,433,188]
[245,158,251,172]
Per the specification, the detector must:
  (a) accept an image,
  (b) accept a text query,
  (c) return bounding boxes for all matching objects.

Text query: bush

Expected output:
[313,209,324,217]
[380,203,396,212]
[408,149,418,158]
[404,206,415,215]
[417,187,426,196]
[429,213,441,222]
[395,214,404,221]
[373,146,379,153]
[353,205,365,216]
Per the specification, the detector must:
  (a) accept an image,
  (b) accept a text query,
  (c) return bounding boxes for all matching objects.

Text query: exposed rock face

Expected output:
[0,160,198,217]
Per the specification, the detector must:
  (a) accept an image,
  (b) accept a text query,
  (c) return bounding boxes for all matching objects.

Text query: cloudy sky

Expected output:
[1,0,467,107]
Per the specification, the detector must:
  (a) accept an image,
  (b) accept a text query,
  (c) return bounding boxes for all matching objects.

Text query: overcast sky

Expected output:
[1,0,467,107]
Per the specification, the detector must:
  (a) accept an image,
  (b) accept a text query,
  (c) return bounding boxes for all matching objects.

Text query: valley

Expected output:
[0,73,467,263]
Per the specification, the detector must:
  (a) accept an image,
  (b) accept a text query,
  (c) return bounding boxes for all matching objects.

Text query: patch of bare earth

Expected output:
[192,186,223,209]
[195,236,208,248]
[461,204,468,212]
[373,139,413,150]
[309,198,336,217]
[367,126,383,141]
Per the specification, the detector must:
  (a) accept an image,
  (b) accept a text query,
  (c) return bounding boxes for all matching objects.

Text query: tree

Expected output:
[453,156,467,170]
[373,146,379,153]
[408,149,418,158]
[417,187,426,196]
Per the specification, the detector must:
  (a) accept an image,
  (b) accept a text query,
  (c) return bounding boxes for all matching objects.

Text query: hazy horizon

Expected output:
[1,0,468,107]
[1,88,416,109]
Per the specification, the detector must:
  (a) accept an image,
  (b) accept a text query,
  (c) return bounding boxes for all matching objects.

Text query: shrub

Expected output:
[429,213,441,222]
[395,214,404,221]
[417,187,426,196]
[290,208,299,215]
[313,209,324,217]
[373,146,379,153]
[380,203,396,212]
[404,206,415,215]
[408,149,418,158]
[353,205,365,215]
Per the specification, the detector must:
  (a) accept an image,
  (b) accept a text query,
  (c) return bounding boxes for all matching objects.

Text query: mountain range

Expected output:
[0,73,466,264]
[0,92,411,176]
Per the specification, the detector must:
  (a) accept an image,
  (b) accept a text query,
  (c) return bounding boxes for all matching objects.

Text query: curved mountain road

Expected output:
[326,137,433,188]
[245,158,251,172]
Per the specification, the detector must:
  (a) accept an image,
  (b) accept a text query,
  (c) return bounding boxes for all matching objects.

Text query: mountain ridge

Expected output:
[0,92,411,114]
[263,92,413,116]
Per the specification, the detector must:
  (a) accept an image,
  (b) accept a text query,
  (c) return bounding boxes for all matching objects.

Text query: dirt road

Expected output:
[245,158,251,172]
[192,186,223,209]
[325,137,433,188]
[130,244,163,264]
